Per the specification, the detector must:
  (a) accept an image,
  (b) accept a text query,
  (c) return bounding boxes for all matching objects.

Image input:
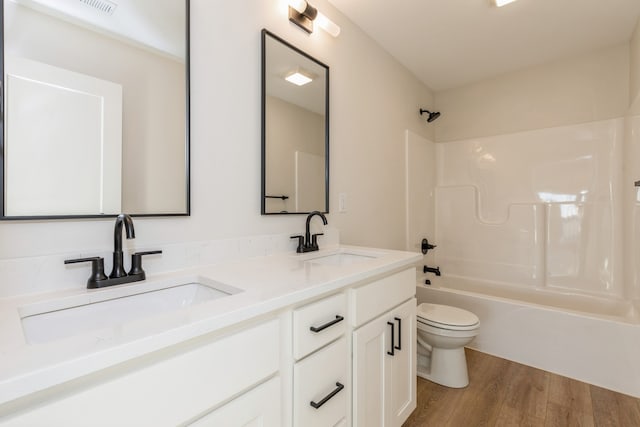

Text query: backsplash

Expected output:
[0,228,339,299]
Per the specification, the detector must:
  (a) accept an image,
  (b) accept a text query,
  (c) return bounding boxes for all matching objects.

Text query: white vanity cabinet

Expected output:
[351,268,417,427]
[1,318,281,427]
[0,253,421,427]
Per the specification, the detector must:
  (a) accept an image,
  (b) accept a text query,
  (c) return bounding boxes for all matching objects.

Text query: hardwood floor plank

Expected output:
[444,349,512,426]
[590,385,640,427]
[495,405,545,427]
[402,378,463,427]
[548,374,594,418]
[500,359,550,420]
[404,349,640,427]
[544,401,595,427]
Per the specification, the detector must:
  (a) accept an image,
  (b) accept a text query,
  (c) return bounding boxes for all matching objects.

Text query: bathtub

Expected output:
[416,278,640,398]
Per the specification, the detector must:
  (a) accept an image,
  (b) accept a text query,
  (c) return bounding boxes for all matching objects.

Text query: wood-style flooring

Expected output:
[403,349,640,427]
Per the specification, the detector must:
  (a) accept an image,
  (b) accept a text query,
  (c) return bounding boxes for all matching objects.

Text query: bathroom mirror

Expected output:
[1,0,190,219]
[261,29,329,215]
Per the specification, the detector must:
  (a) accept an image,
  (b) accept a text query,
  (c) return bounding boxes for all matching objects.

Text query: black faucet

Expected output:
[291,211,328,253]
[423,265,441,276]
[110,213,135,278]
[64,214,162,288]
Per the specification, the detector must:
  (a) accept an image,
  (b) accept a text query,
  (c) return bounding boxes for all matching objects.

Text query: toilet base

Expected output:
[417,346,469,388]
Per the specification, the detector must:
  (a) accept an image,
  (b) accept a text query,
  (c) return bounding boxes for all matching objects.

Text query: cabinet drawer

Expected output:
[4,319,280,427]
[293,292,346,360]
[293,337,348,427]
[189,376,281,426]
[350,268,415,328]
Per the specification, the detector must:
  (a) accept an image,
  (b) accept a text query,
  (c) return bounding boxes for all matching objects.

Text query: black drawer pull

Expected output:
[310,315,344,333]
[387,322,395,356]
[310,382,344,409]
[394,317,402,350]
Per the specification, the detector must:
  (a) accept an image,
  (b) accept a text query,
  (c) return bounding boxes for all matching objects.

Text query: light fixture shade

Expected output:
[315,11,341,37]
[289,0,307,14]
[491,0,519,7]
[288,0,340,37]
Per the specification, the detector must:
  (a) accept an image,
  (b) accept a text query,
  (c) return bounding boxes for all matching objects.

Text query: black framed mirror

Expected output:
[1,0,190,219]
[261,29,329,215]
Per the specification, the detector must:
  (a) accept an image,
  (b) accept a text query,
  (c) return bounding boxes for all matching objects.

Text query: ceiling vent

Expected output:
[78,0,117,15]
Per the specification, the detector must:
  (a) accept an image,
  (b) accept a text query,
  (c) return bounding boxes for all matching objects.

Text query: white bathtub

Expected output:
[416,278,640,398]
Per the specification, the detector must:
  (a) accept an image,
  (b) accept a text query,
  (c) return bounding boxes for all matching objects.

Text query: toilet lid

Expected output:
[417,303,480,331]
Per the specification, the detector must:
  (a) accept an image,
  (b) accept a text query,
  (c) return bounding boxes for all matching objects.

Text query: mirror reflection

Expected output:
[262,29,329,215]
[2,0,189,218]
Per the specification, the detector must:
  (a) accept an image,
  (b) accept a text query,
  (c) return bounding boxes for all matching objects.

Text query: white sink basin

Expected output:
[20,278,242,344]
[305,250,381,266]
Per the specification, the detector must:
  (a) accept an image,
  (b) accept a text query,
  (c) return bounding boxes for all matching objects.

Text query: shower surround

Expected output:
[435,118,626,300]
[410,116,640,396]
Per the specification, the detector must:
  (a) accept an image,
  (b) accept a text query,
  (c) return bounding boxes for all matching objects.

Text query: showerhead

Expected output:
[419,109,441,123]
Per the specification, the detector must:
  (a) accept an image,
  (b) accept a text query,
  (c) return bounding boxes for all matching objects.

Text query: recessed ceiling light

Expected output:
[285,70,313,86]
[491,0,519,7]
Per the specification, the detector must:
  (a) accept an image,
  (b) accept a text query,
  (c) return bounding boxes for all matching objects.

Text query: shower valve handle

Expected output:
[421,238,436,255]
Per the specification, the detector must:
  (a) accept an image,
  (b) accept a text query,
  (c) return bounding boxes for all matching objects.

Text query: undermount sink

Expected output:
[305,249,381,266]
[20,277,242,344]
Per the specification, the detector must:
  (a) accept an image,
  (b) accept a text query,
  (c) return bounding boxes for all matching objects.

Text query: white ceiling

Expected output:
[328,0,640,91]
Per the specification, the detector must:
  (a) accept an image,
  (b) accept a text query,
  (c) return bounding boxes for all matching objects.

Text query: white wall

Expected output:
[0,0,434,297]
[434,44,629,142]
[630,17,640,106]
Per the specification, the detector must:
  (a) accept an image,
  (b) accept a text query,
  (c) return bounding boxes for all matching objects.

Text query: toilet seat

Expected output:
[417,303,480,331]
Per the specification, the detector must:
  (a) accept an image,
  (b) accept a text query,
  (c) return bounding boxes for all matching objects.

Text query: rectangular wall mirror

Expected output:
[1,0,190,219]
[261,29,329,215]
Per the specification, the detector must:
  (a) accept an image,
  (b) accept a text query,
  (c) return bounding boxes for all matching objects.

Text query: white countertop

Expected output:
[0,245,421,406]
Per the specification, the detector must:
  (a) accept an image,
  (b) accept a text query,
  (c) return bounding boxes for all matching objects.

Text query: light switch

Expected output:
[339,193,347,213]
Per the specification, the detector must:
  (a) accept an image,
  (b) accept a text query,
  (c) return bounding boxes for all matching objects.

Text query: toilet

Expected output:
[416,303,480,388]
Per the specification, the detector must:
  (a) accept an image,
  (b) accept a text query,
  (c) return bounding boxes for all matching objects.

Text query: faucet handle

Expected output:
[421,238,437,254]
[290,235,305,253]
[129,250,162,279]
[64,257,108,288]
[311,233,324,248]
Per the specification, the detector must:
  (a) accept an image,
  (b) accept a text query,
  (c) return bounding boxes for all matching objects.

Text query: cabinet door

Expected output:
[387,299,416,427]
[352,311,390,427]
[352,298,416,427]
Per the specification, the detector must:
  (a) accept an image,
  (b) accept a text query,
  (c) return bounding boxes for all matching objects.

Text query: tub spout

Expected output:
[424,265,441,276]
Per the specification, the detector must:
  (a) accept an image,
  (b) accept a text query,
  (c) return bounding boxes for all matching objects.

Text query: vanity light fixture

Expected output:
[288,0,341,37]
[491,0,519,7]
[285,69,314,86]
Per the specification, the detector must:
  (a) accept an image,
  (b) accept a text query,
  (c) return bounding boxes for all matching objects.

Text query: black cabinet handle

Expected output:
[394,317,402,350]
[310,315,344,333]
[387,322,395,356]
[310,382,344,409]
